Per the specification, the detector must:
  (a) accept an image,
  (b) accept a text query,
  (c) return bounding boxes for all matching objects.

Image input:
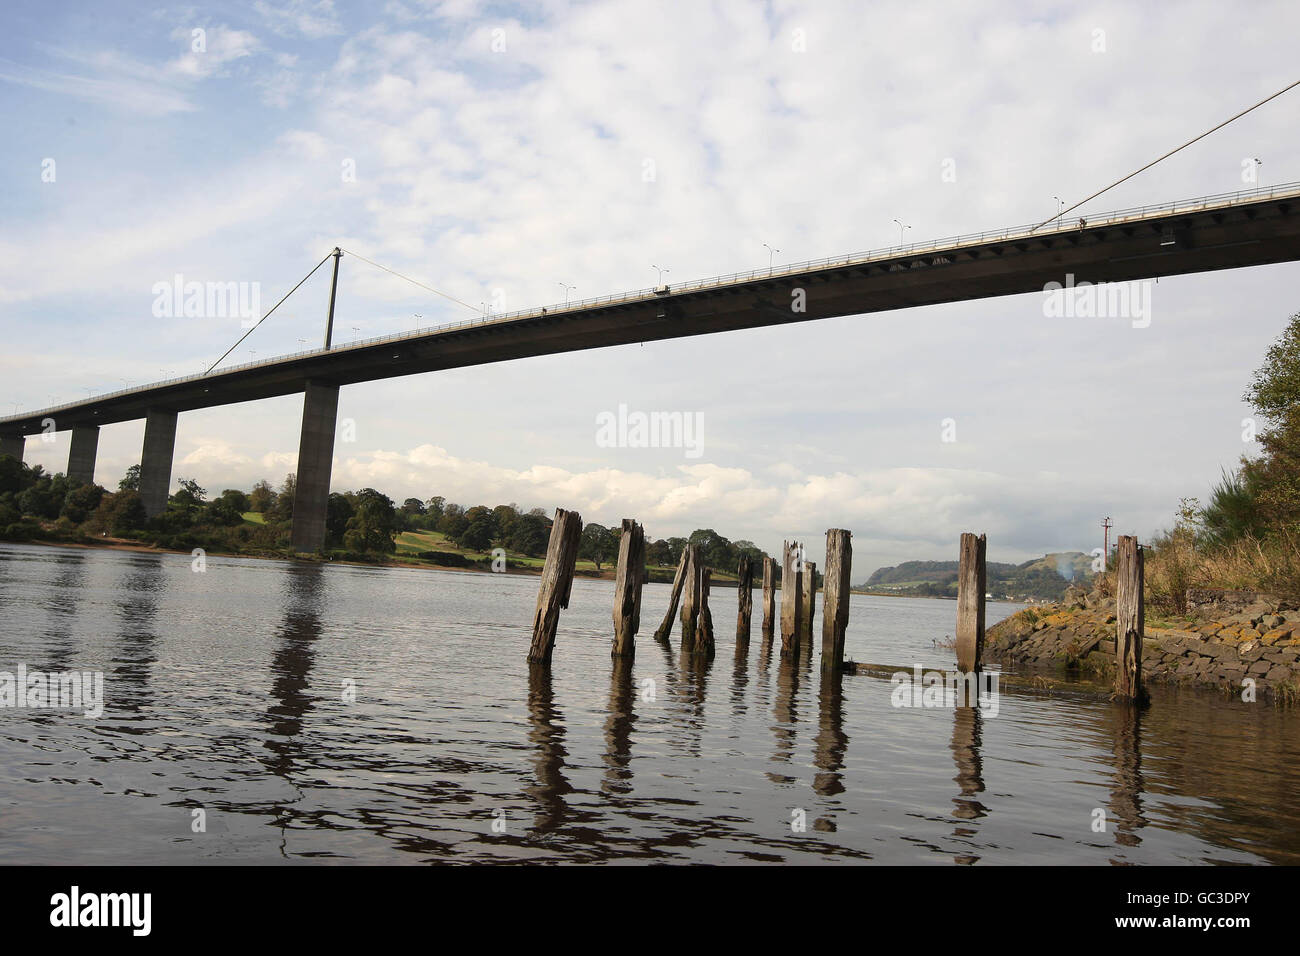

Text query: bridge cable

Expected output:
[338,247,481,314]
[1032,78,1300,232]
[204,250,335,374]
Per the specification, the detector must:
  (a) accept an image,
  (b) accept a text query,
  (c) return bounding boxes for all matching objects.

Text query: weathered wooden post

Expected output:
[800,560,817,648]
[696,567,716,658]
[780,540,803,658]
[821,529,852,671]
[679,545,702,652]
[654,547,690,642]
[527,508,584,664]
[612,518,645,658]
[1115,535,1148,704]
[955,532,986,674]
[736,557,754,646]
[761,557,777,643]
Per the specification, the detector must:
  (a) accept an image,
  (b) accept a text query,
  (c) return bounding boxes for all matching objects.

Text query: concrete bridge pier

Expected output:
[139,409,177,518]
[0,434,23,462]
[67,424,100,485]
[290,381,340,553]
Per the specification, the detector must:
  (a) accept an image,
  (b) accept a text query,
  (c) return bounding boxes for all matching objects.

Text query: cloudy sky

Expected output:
[1,0,1298,577]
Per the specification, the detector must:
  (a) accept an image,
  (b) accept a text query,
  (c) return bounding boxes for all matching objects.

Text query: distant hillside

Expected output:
[860,552,1094,601]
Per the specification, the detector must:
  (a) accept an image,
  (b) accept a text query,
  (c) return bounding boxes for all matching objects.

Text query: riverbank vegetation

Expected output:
[0,461,766,581]
[1145,311,1300,612]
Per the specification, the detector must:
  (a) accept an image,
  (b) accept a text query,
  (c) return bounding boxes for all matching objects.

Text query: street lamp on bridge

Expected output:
[652,265,669,288]
[893,219,910,245]
[763,242,779,275]
[558,281,575,305]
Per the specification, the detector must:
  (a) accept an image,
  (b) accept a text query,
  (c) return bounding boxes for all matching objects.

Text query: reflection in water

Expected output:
[950,705,987,865]
[111,554,164,713]
[675,649,712,760]
[770,658,801,773]
[526,662,571,836]
[42,551,88,672]
[1108,704,1146,852]
[731,631,750,719]
[263,564,326,776]
[813,671,848,797]
[602,657,636,795]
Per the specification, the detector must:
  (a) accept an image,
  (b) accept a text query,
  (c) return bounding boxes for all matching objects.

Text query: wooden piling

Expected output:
[679,545,702,652]
[1115,535,1148,705]
[761,557,777,643]
[654,547,690,642]
[696,567,716,658]
[800,560,817,648]
[955,532,986,674]
[527,508,584,664]
[780,540,803,658]
[736,557,754,646]
[612,518,645,658]
[821,529,852,671]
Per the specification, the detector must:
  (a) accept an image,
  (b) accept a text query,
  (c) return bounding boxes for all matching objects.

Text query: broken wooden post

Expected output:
[736,557,754,647]
[800,560,817,648]
[654,547,690,642]
[955,532,986,674]
[821,529,852,671]
[527,508,584,664]
[679,545,702,652]
[761,556,777,643]
[1115,535,1148,704]
[695,567,716,658]
[612,518,645,659]
[780,540,803,658]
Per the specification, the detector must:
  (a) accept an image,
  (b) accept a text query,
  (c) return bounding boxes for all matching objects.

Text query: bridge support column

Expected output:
[0,434,23,462]
[139,409,177,518]
[290,382,339,553]
[67,425,100,485]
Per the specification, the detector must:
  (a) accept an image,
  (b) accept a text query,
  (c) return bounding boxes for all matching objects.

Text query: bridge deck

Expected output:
[4,181,1300,436]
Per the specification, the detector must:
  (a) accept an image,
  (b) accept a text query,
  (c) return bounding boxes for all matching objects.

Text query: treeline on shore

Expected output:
[0,462,770,577]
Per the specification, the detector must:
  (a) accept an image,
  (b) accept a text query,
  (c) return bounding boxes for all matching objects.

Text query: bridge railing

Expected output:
[7,180,1299,427]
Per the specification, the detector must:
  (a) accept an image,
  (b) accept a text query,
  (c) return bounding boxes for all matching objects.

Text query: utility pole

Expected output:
[323,247,342,348]
[1102,517,1112,572]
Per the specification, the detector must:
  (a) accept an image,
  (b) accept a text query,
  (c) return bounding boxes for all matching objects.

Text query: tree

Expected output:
[460,505,498,552]
[1246,312,1300,426]
[492,504,520,543]
[249,479,276,513]
[401,497,426,516]
[438,502,468,542]
[579,523,617,570]
[118,464,141,492]
[506,511,550,556]
[1241,313,1300,534]
[343,487,397,553]
[219,488,251,514]
[326,493,355,547]
[271,474,296,523]
[426,496,446,523]
[61,483,105,524]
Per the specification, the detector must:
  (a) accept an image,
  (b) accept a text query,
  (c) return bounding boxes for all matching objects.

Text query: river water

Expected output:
[0,541,1296,865]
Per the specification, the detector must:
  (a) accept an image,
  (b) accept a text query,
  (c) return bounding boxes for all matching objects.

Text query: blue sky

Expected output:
[2,0,1299,576]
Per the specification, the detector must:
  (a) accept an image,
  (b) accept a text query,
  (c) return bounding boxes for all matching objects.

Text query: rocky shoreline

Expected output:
[986,583,1300,702]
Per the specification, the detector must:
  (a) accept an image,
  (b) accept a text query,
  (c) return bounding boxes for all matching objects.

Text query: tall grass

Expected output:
[1145,527,1300,613]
